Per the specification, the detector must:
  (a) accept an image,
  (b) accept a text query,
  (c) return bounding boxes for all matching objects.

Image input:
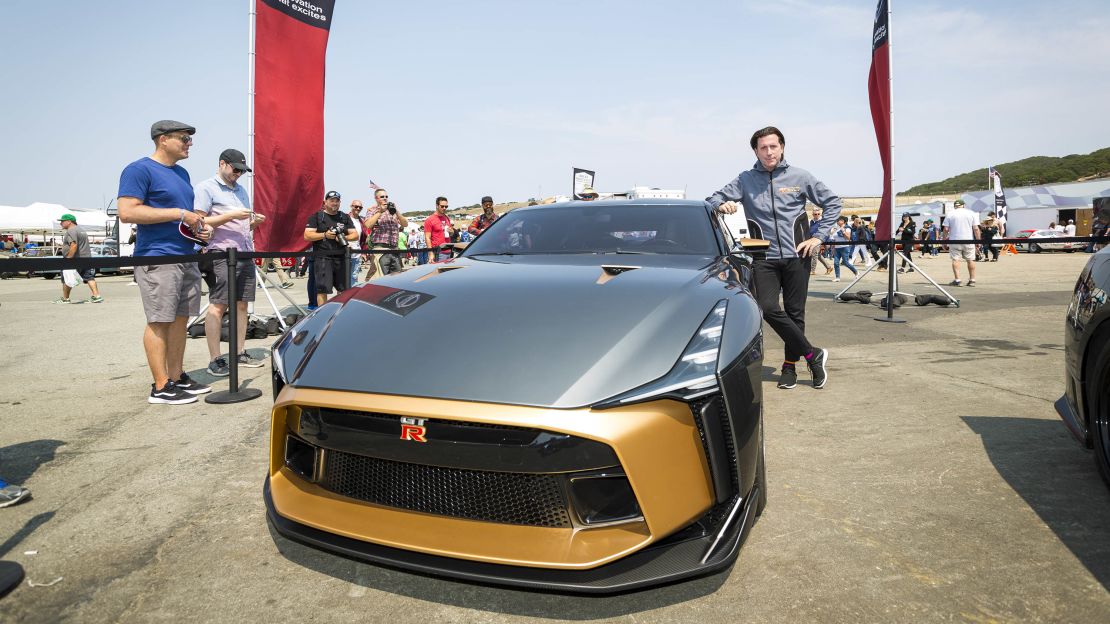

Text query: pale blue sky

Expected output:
[1,0,1107,213]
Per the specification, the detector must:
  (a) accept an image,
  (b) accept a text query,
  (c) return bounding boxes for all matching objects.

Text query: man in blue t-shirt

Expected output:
[118,120,214,406]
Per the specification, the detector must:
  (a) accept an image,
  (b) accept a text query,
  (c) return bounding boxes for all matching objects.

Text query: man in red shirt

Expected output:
[468,195,498,237]
[424,196,453,262]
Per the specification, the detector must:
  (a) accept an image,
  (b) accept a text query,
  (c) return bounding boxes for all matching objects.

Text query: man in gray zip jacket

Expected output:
[707,126,841,390]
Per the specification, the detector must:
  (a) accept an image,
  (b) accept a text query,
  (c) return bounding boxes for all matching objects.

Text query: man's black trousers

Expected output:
[752,258,814,363]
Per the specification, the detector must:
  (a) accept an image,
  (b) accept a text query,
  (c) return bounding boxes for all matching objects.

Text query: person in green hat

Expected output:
[55,213,103,304]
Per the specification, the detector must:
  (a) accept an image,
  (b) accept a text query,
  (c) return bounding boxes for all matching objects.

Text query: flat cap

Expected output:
[151,120,196,139]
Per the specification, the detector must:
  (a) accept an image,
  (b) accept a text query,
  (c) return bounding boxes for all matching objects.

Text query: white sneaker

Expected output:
[833,277,841,282]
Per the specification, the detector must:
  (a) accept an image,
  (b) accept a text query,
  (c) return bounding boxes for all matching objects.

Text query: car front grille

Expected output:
[319,448,572,528]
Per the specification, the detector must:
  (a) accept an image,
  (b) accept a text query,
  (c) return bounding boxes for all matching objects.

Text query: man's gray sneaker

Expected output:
[238,352,265,368]
[0,484,31,508]
[777,367,798,389]
[148,381,197,405]
[808,348,829,389]
[175,373,211,395]
[208,356,230,377]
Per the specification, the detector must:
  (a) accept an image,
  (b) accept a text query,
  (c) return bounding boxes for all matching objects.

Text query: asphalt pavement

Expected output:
[1,251,1108,623]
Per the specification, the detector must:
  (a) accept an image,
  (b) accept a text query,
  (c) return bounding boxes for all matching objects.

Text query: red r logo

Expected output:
[400,424,427,442]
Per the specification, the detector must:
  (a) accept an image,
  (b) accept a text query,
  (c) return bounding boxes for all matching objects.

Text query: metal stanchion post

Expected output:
[207,247,263,403]
[343,246,352,289]
[875,241,906,323]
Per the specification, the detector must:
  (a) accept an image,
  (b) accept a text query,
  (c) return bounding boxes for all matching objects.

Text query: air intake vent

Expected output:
[320,449,573,527]
[597,265,640,285]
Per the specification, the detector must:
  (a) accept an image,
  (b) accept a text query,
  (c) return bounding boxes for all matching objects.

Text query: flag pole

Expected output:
[878,0,904,323]
[247,0,257,206]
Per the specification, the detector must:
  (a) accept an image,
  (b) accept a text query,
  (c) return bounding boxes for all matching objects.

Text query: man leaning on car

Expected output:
[708,125,840,391]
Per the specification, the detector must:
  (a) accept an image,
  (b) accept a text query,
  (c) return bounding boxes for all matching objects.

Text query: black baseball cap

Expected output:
[325,191,341,200]
[219,148,252,172]
[150,120,196,139]
[481,196,493,204]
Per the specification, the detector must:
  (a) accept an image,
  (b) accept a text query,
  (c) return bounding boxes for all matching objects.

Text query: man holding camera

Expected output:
[304,190,358,306]
[363,187,408,280]
[468,196,499,237]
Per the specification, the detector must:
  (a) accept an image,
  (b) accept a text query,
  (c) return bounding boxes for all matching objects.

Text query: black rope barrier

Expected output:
[2,237,1105,274]
[814,235,1109,247]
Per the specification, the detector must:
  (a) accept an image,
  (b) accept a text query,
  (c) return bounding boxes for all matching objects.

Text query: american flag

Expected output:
[368,179,382,191]
[988,166,1009,223]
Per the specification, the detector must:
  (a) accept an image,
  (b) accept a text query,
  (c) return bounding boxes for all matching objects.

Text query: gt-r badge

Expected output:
[399,417,428,442]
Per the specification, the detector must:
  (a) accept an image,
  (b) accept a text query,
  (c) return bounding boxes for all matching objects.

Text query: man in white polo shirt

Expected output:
[194,148,267,376]
[943,199,981,287]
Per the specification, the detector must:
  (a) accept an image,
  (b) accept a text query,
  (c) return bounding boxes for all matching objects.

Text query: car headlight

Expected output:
[597,300,727,407]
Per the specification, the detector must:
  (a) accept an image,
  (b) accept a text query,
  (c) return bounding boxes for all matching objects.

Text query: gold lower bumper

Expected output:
[269,387,714,569]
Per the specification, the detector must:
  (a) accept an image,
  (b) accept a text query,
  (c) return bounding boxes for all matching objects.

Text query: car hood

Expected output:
[289,255,748,408]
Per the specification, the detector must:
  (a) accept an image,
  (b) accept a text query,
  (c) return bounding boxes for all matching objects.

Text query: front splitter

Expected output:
[264,477,757,594]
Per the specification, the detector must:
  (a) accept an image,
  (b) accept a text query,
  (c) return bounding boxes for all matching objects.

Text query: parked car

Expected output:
[89,243,130,275]
[1059,243,1110,487]
[1021,229,1077,253]
[20,247,62,279]
[266,199,767,592]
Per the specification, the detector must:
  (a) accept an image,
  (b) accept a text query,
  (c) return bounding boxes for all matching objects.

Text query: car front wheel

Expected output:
[1088,335,1110,487]
[1030,242,1041,253]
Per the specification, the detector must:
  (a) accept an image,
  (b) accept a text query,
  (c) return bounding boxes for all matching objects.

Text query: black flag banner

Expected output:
[572,168,596,200]
[989,166,1009,223]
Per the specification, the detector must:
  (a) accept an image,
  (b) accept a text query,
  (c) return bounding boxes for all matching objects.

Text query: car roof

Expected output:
[516,198,708,213]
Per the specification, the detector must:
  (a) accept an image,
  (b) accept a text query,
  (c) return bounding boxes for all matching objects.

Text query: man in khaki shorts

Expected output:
[943,199,981,287]
[118,120,213,405]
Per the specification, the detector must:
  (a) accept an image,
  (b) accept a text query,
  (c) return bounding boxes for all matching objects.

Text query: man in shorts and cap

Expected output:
[194,148,267,376]
[118,120,213,404]
[943,199,980,286]
[56,213,103,303]
[304,190,358,306]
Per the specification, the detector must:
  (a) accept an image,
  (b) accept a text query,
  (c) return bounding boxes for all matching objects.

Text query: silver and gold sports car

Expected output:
[266,199,767,593]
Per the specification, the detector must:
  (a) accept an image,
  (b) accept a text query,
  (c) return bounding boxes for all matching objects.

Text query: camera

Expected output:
[329,223,347,239]
[387,202,397,215]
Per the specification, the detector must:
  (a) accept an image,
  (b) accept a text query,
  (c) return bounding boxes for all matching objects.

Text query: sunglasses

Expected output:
[377,195,389,199]
[171,134,193,144]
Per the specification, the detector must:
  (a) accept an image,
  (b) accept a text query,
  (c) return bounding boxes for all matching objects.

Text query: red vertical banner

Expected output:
[253,0,336,252]
[868,0,892,238]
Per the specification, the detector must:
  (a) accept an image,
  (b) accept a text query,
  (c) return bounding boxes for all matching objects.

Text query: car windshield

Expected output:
[463,203,720,256]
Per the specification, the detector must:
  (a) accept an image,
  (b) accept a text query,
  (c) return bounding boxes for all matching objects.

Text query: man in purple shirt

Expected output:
[194,148,267,376]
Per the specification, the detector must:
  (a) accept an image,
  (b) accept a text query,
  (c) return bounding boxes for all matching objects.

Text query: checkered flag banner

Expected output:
[989,166,1009,222]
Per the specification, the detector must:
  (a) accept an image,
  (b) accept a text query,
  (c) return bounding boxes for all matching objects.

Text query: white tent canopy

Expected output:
[0,203,110,235]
